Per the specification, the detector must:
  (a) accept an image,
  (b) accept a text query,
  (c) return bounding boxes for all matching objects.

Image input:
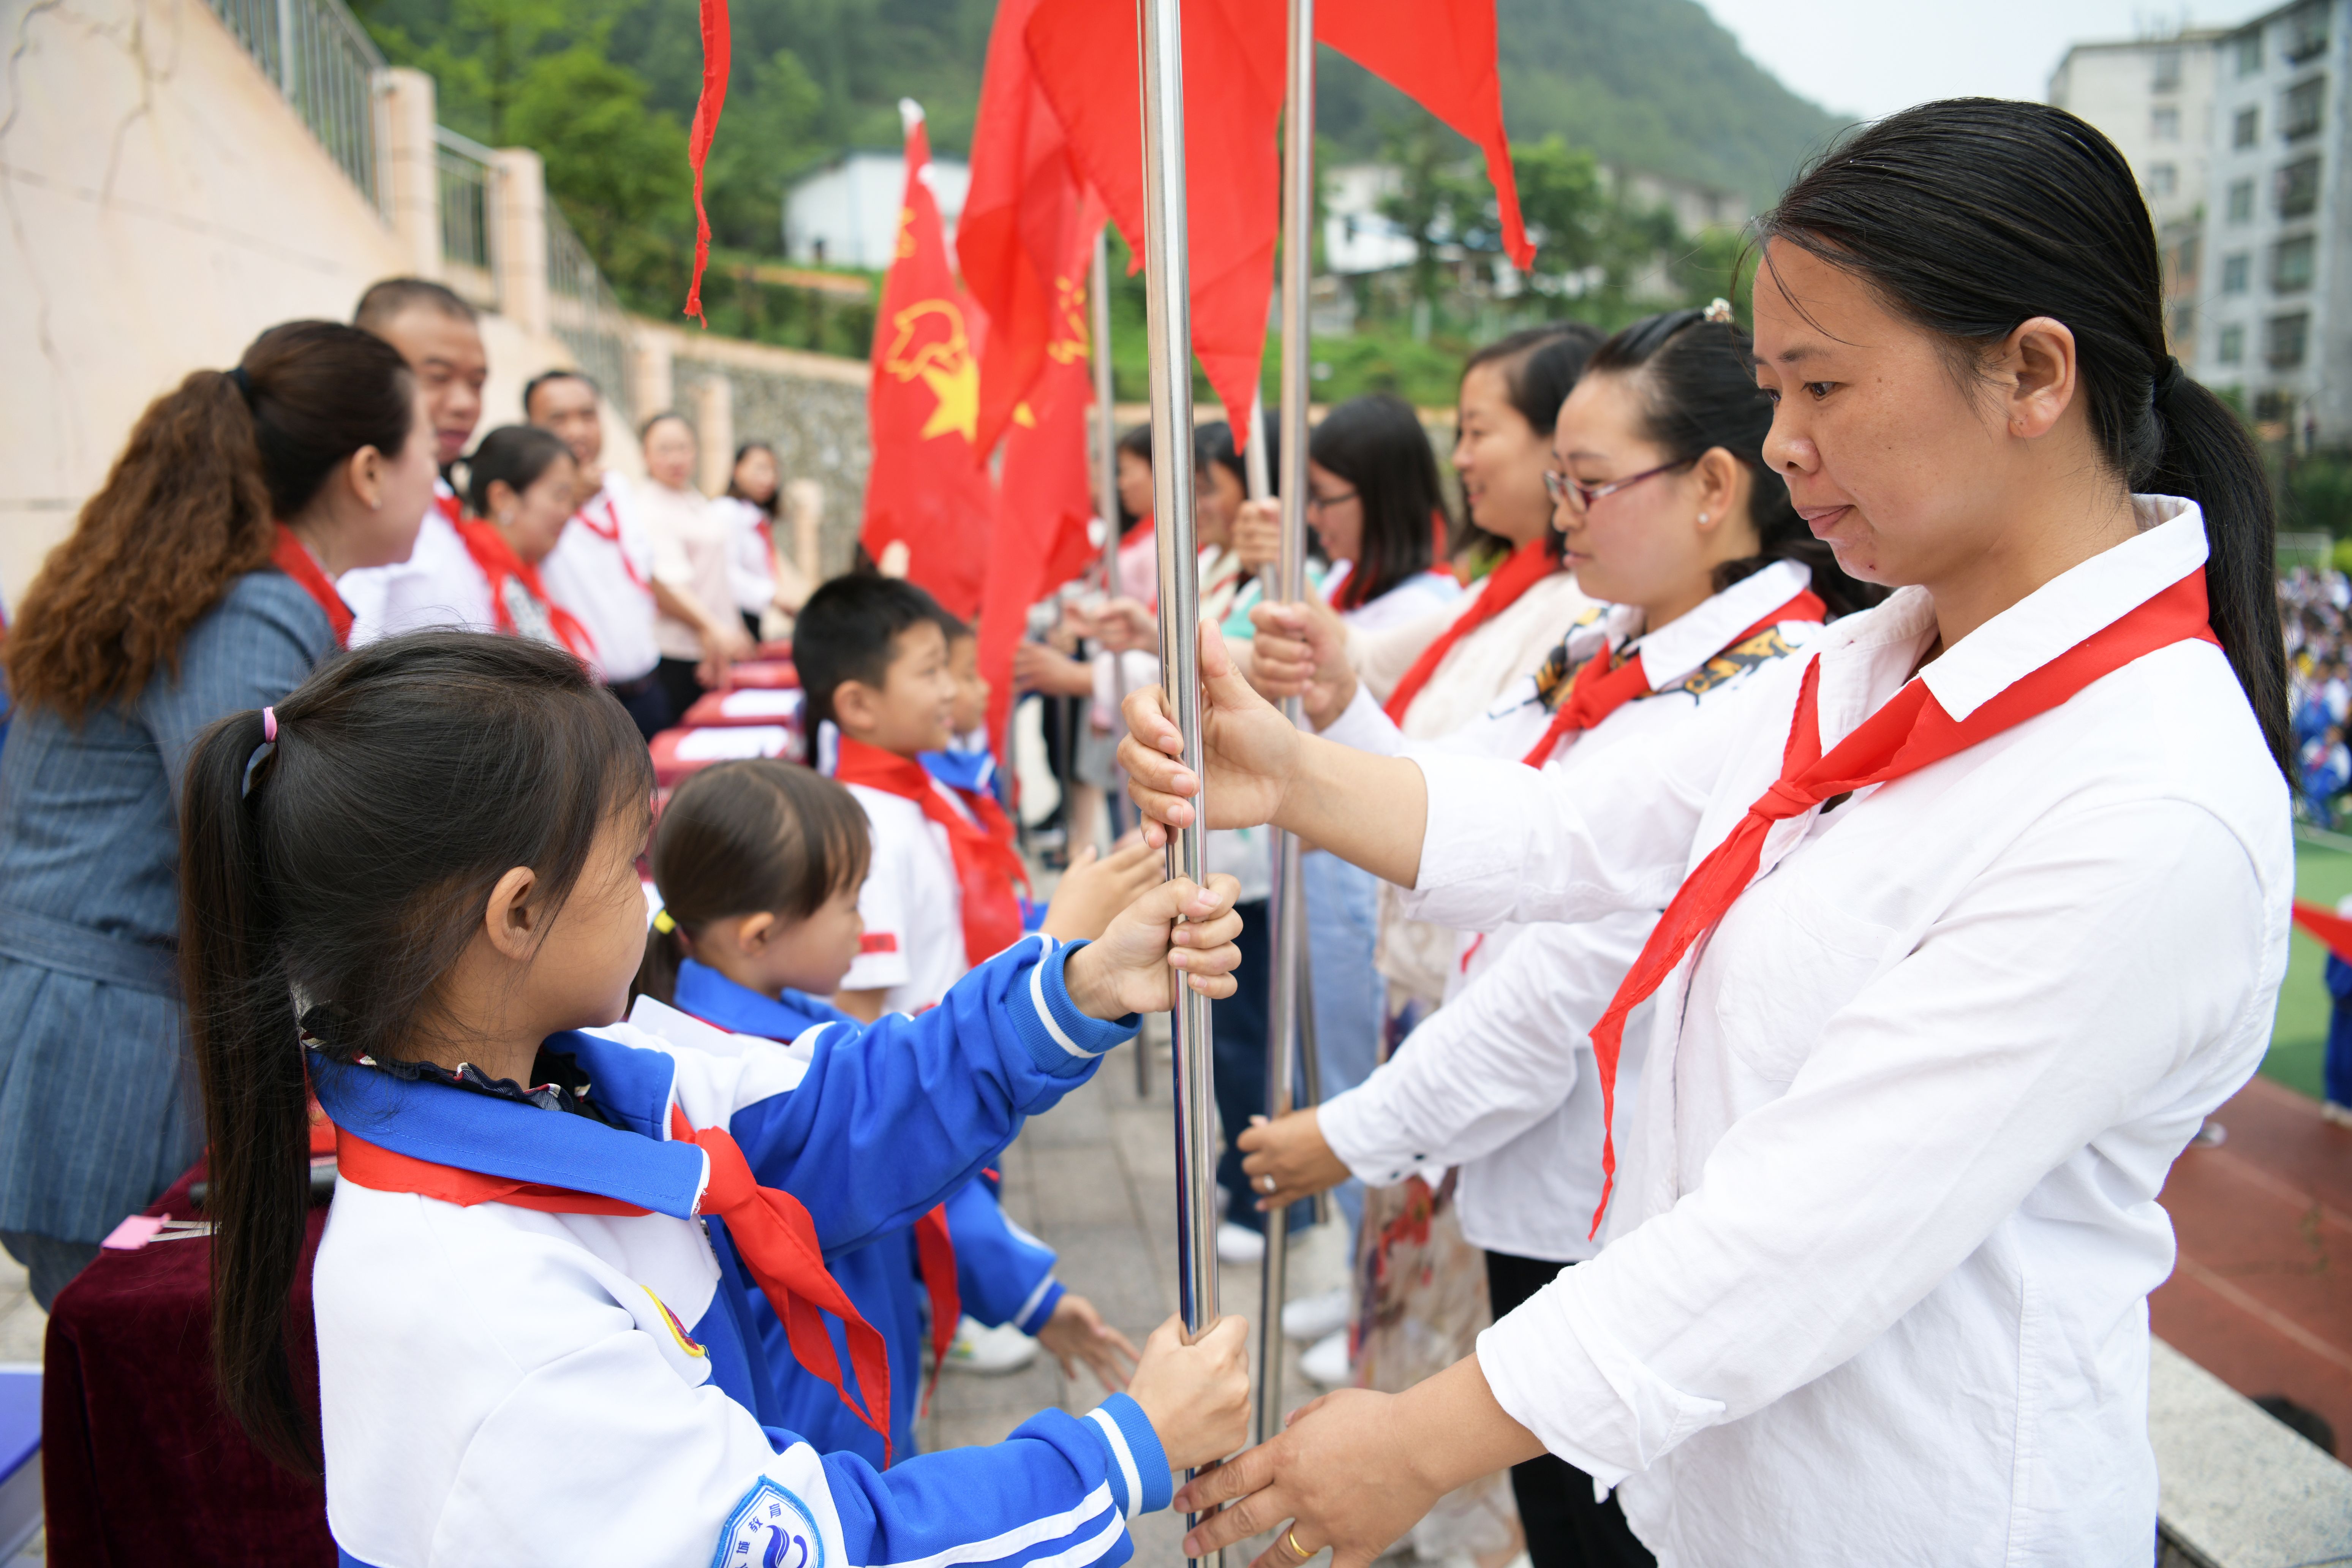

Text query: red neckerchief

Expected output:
[673,1000,961,1417]
[269,525,354,648]
[834,735,1032,968]
[455,519,600,664]
[1382,537,1557,726]
[1519,588,1827,768]
[434,486,463,528]
[1577,567,2220,1238]
[335,1105,899,1462]
[575,493,651,593]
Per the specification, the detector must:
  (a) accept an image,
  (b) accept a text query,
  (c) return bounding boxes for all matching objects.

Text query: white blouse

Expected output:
[1399,500,2288,1564]
[1317,560,1822,1263]
[635,480,736,663]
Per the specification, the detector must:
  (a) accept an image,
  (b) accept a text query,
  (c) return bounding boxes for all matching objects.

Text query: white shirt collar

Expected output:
[1631,558,1817,690]
[1919,495,2208,721]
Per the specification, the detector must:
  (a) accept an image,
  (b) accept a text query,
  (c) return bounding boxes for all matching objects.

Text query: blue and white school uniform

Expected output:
[661,958,1066,1467]
[308,936,1169,1568]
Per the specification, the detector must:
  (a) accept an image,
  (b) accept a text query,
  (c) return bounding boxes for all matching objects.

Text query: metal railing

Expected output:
[435,125,499,310]
[205,0,386,210]
[546,202,637,424]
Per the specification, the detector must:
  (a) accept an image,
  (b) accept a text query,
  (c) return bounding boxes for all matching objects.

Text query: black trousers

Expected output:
[1211,898,1311,1236]
[652,657,708,732]
[608,673,673,743]
[1484,1250,1657,1568]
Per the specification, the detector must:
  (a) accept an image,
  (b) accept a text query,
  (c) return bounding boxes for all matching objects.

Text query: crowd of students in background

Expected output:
[2283,565,2352,827]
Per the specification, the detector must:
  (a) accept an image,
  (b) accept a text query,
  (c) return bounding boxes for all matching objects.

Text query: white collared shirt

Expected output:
[1318,561,1820,1263]
[1401,499,2290,1564]
[542,473,661,683]
[840,778,981,1013]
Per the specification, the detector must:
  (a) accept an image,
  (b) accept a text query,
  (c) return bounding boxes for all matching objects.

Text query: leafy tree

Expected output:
[507,42,692,302]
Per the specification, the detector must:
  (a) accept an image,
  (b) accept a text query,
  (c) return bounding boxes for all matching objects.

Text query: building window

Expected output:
[2223,252,2251,292]
[2219,323,2246,364]
[2235,106,2261,147]
[2277,154,2323,216]
[2154,47,2184,90]
[2236,28,2264,76]
[2171,303,2198,343]
[2284,76,2325,140]
[2152,105,2182,142]
[2229,178,2256,222]
[2267,311,2311,368]
[2148,163,2178,197]
[2273,233,2318,291]
[2171,232,2201,280]
[2286,0,2330,63]
[2257,387,2300,422]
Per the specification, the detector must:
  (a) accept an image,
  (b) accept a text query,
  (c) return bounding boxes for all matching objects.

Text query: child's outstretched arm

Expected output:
[631,877,1245,1255]
[945,1178,1141,1390]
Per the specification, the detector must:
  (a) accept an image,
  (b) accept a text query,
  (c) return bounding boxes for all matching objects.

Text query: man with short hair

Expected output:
[528,369,669,738]
[341,278,492,642]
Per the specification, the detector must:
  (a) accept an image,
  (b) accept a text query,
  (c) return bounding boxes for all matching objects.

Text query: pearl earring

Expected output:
[1697,512,1709,525]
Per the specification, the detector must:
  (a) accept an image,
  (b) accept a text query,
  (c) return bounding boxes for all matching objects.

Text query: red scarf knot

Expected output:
[834,734,1031,968]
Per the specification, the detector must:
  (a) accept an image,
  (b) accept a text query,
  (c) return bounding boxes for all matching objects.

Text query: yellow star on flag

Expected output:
[918,358,979,443]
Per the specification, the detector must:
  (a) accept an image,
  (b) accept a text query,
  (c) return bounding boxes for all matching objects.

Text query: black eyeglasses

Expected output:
[1306,489,1358,514]
[1543,459,1693,513]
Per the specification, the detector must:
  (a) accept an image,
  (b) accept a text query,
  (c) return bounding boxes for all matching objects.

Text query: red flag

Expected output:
[2294,899,2352,962]
[959,0,1091,462]
[1023,0,1532,440]
[1318,0,1532,268]
[976,205,1108,760]
[682,0,730,324]
[860,103,998,621]
[1025,0,1282,447]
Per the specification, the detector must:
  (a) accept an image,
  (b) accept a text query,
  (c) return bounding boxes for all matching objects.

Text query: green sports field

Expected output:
[2267,835,2352,1101]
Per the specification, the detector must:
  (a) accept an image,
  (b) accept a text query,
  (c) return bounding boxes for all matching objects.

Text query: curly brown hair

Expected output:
[6,321,413,722]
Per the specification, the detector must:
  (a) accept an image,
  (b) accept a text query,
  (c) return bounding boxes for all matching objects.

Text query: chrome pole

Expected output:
[1092,228,1152,1101]
[1138,2,1221,1558]
[1252,0,1317,1451]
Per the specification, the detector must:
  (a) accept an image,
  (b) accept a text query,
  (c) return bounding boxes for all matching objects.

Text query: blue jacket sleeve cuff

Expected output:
[1083,1393,1174,1519]
[1012,937,1139,1078]
[1014,1276,1065,1337]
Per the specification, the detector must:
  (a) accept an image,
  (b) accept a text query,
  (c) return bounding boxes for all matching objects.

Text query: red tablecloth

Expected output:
[648,724,801,786]
[680,686,805,729]
[726,659,799,690]
[43,1163,333,1566]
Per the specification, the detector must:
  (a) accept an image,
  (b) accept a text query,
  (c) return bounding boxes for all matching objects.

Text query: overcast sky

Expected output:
[1693,0,2258,119]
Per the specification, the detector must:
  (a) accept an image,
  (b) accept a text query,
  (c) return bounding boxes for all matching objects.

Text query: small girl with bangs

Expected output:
[181,631,1250,1568]
[637,759,1142,1466]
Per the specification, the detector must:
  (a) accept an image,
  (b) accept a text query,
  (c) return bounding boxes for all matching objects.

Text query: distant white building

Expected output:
[782,151,971,271]
[2197,0,2349,441]
[2048,28,2226,365]
[1321,163,1419,275]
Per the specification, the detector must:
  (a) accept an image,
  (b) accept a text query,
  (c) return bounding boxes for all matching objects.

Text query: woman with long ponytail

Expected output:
[1137,99,2295,1566]
[0,321,430,1306]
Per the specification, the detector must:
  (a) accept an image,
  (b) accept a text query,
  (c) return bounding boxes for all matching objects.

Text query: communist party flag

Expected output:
[860,101,998,621]
[975,199,1108,759]
[1023,0,1532,441]
[959,0,1091,463]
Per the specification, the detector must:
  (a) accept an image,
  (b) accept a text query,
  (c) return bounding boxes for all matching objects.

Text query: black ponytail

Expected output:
[1758,98,2289,773]
[182,707,312,1473]
[179,631,654,1473]
[1586,308,1884,620]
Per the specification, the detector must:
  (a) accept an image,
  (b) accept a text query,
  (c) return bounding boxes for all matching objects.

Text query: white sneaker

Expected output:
[1299,1328,1351,1386]
[2324,1101,2352,1129]
[1216,1220,1267,1264]
[1282,1285,1351,1343]
[945,1315,1038,1375]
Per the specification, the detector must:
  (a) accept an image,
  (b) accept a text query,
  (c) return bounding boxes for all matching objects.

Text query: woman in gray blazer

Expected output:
[0,320,436,1306]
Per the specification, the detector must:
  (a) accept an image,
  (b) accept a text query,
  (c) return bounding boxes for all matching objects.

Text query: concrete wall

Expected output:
[0,0,633,609]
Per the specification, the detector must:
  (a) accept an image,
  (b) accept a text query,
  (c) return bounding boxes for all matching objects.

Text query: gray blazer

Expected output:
[0,569,334,1243]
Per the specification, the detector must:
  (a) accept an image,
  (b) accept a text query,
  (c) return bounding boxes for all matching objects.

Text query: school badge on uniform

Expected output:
[714,1478,825,1568]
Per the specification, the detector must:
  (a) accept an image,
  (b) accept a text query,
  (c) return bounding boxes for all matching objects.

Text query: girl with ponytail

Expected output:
[178,630,1252,1560]
[0,320,430,1306]
[1138,100,2295,1568]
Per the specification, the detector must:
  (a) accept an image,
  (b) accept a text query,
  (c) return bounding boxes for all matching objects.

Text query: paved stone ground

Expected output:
[925,1012,1356,1566]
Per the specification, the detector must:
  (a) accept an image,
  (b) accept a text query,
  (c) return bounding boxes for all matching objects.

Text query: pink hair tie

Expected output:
[262,707,278,743]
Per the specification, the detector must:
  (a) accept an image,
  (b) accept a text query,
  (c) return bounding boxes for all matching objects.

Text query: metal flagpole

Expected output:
[1252,0,1317,1451]
[1091,231,1154,1102]
[1137,2,1220,1560]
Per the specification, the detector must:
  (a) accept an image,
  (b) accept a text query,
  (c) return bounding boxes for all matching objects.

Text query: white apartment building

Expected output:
[2197,0,2349,443]
[2049,29,2226,365]
[782,151,971,272]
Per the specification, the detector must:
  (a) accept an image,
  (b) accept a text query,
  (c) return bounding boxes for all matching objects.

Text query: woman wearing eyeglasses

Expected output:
[1244,304,1878,1568]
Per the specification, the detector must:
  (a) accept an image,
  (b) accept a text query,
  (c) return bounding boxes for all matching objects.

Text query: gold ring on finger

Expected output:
[1285,1527,1314,1560]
